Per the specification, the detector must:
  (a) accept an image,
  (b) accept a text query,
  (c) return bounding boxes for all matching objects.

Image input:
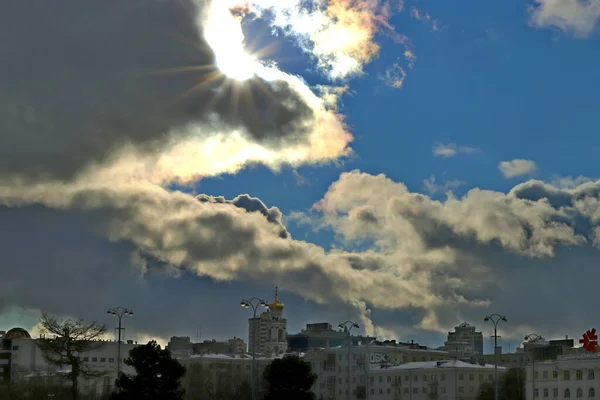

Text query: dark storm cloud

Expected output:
[0,0,314,182]
[197,193,289,238]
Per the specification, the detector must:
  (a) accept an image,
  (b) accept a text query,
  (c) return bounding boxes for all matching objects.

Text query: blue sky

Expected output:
[2,0,600,353]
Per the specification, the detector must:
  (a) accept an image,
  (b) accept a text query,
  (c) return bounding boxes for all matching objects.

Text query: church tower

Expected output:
[248,287,288,356]
[262,286,288,356]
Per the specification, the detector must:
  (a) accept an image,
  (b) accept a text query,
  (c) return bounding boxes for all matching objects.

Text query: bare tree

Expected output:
[37,313,107,400]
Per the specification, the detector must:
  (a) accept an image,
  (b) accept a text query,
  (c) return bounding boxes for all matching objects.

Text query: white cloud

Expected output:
[529,0,600,37]
[498,159,538,178]
[433,143,479,158]
[423,175,465,195]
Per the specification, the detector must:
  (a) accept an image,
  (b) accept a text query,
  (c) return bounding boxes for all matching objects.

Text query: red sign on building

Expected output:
[580,328,598,353]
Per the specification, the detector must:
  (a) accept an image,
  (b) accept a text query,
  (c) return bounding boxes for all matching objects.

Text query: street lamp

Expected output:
[484,314,507,400]
[107,307,134,379]
[339,321,360,400]
[525,333,543,400]
[241,297,268,400]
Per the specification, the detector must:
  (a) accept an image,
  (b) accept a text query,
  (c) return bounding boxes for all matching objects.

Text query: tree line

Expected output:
[0,313,317,400]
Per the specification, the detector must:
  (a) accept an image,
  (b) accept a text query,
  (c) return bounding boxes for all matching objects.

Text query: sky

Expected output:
[0,0,599,354]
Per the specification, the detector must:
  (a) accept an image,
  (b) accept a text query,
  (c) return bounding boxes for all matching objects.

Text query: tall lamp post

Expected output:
[339,321,359,400]
[484,314,507,400]
[524,334,543,400]
[107,307,134,379]
[241,297,268,400]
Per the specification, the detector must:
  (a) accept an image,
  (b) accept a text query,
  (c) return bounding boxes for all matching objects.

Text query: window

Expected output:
[100,358,106,362]
[109,358,114,363]
[352,377,356,383]
[352,354,356,360]
[92,357,98,362]
[577,370,583,380]
[387,388,391,394]
[404,375,409,382]
[338,354,342,361]
[554,388,558,397]
[589,370,595,380]
[413,388,418,394]
[544,388,548,397]
[459,386,464,393]
[565,389,571,398]
[459,373,464,381]
[339,378,342,384]
[553,370,558,379]
[577,388,583,398]
[590,388,595,398]
[11,346,18,351]
[423,375,427,382]
[479,373,484,381]
[378,389,382,395]
[441,373,446,381]
[543,371,548,379]
[404,388,409,394]
[470,386,475,393]
[414,375,418,382]
[387,376,391,382]
[534,388,539,397]
[370,389,374,395]
[565,371,571,381]
[535,371,539,379]
[83,357,89,362]
[370,377,374,383]
[488,374,493,381]
[469,374,474,381]
[441,387,446,394]
[422,387,426,394]
[379,376,382,383]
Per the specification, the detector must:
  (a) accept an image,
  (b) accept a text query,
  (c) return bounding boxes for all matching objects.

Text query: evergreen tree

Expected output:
[111,340,186,400]
[263,355,316,400]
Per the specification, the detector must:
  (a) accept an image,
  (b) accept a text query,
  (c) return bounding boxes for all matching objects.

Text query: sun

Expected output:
[204,1,262,81]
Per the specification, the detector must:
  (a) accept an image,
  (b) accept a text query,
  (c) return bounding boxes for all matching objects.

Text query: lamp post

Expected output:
[524,334,543,400]
[107,307,134,379]
[241,297,268,400]
[484,314,507,400]
[339,321,359,400]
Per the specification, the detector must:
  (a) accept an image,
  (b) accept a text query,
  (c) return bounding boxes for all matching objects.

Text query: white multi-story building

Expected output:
[304,343,459,400]
[525,352,600,400]
[443,323,484,359]
[176,352,283,399]
[1,327,139,396]
[248,287,287,356]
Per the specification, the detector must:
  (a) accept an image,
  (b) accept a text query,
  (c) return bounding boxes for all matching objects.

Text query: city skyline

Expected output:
[1,0,600,358]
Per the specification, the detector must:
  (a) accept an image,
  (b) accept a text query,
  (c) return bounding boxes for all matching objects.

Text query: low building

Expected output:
[304,343,451,400]
[287,322,375,352]
[1,327,140,397]
[176,352,283,399]
[524,352,600,400]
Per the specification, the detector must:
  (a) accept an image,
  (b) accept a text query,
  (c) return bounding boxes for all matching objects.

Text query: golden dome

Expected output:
[268,286,284,311]
[5,327,31,339]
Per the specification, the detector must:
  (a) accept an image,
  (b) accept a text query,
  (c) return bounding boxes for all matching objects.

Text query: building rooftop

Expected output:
[373,360,507,371]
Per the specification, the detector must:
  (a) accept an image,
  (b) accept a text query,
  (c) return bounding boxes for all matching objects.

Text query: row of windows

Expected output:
[337,354,441,363]
[336,372,495,385]
[81,357,117,363]
[535,370,596,381]
[534,387,596,398]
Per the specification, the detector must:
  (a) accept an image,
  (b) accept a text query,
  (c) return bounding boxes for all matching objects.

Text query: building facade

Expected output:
[288,322,377,352]
[525,352,600,400]
[0,327,139,396]
[304,343,453,400]
[248,287,288,356]
[443,323,483,359]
